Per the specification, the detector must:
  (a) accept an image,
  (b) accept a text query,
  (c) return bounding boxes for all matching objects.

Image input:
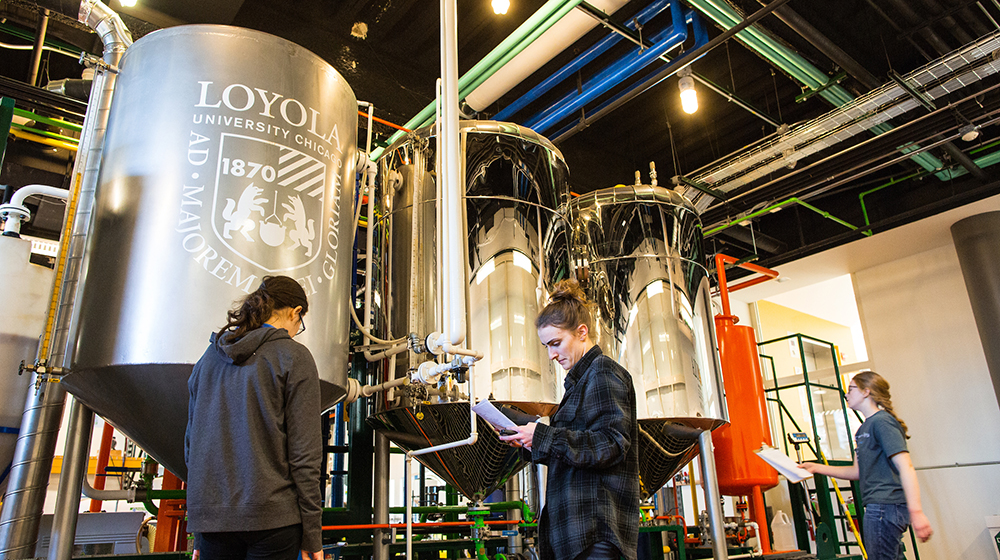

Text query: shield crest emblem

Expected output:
[212,133,326,272]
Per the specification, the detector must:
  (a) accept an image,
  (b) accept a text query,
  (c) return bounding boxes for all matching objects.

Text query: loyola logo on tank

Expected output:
[211,133,325,272]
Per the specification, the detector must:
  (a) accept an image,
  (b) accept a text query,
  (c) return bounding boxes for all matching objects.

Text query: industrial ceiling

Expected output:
[2,0,999,272]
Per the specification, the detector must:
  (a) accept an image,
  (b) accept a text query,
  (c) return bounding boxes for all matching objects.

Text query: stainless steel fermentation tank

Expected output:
[562,185,727,498]
[58,25,357,479]
[368,121,570,500]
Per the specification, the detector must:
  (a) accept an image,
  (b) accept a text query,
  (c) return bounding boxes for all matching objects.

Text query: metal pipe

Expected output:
[27,9,49,87]
[0,184,69,236]
[47,398,94,560]
[698,430,728,560]
[373,431,390,560]
[0,380,67,558]
[48,0,132,372]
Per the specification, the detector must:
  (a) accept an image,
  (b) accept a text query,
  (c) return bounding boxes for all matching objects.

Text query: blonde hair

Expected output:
[853,371,910,439]
[536,279,595,336]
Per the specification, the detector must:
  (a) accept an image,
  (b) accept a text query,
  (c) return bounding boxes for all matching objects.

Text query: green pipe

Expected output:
[704,196,865,237]
[147,489,186,500]
[9,122,80,144]
[370,0,582,161]
[13,107,83,132]
[388,500,528,515]
[859,170,925,229]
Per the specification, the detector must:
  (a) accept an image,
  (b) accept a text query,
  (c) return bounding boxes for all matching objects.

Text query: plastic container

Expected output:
[771,510,797,551]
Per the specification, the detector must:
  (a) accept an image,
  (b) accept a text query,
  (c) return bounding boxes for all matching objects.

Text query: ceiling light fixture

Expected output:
[677,66,697,114]
[119,0,137,6]
[492,0,510,15]
[959,124,981,142]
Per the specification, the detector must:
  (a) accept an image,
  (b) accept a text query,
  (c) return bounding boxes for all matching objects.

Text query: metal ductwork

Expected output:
[681,31,1000,213]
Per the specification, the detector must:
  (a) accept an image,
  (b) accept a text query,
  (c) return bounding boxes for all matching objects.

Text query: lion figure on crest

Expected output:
[223,183,268,241]
[282,194,316,257]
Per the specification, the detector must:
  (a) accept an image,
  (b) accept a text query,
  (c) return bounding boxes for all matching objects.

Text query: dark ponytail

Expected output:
[218,275,309,340]
[535,279,595,335]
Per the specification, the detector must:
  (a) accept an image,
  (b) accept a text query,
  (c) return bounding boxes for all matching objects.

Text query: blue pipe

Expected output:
[525,1,692,134]
[493,0,673,121]
[549,11,709,141]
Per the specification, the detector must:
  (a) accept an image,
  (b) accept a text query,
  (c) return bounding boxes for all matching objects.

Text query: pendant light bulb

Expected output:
[492,0,510,15]
[678,75,698,114]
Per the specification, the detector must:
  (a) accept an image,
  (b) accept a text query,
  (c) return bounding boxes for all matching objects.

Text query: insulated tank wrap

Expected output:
[61,25,357,479]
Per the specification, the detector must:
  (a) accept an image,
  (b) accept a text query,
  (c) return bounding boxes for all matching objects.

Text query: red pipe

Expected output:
[357,110,412,133]
[88,421,114,512]
[323,520,521,530]
[715,253,779,318]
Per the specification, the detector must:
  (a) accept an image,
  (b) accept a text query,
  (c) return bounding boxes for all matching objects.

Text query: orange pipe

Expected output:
[654,515,687,526]
[715,253,779,317]
[357,110,412,133]
[323,520,521,530]
[88,421,115,512]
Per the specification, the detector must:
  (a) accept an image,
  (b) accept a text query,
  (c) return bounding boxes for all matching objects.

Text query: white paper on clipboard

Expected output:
[471,400,517,431]
[755,446,813,483]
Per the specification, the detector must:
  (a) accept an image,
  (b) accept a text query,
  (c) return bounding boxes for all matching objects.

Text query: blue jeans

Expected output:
[197,523,303,560]
[864,503,909,560]
[572,541,621,560]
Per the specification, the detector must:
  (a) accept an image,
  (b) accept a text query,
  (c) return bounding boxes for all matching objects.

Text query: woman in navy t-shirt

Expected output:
[801,371,933,560]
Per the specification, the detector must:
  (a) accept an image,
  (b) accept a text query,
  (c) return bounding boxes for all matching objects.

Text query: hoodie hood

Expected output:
[212,326,291,365]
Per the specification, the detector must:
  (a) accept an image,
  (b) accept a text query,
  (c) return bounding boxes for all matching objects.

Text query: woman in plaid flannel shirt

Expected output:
[500,279,640,560]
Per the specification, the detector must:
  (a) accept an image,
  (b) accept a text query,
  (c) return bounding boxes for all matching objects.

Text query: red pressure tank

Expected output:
[713,315,779,495]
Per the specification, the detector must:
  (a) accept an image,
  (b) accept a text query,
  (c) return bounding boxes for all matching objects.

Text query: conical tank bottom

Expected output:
[637,417,727,499]
[61,363,347,481]
[60,364,192,480]
[369,402,529,501]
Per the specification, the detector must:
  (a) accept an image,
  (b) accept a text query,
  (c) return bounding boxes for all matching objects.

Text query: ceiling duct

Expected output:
[680,31,1000,212]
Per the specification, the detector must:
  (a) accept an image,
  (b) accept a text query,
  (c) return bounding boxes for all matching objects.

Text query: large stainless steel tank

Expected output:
[563,185,727,498]
[368,121,570,500]
[0,237,54,494]
[60,25,357,479]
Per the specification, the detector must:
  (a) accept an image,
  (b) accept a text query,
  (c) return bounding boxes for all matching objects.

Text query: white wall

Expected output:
[854,242,1000,560]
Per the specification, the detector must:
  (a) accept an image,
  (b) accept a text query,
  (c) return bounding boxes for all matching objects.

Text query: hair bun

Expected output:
[549,279,588,305]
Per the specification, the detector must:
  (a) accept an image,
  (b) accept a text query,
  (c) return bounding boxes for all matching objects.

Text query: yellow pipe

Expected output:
[688,462,699,524]
[9,127,79,152]
[38,172,84,361]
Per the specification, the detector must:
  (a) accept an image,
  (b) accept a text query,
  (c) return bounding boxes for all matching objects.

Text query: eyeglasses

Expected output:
[296,313,306,336]
[847,384,859,392]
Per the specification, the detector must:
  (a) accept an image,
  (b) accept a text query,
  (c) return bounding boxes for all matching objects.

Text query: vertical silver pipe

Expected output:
[47,398,93,560]
[48,0,131,370]
[372,431,390,560]
[0,379,67,558]
[28,9,50,87]
[698,430,728,560]
[505,476,523,555]
[0,2,131,554]
[951,211,1000,411]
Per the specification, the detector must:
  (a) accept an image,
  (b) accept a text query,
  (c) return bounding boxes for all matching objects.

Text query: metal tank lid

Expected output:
[570,183,701,215]
[380,119,566,164]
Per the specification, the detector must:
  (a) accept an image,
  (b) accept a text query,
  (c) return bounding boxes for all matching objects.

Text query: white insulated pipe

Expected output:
[463,0,629,112]
[407,1,478,557]
[0,184,68,235]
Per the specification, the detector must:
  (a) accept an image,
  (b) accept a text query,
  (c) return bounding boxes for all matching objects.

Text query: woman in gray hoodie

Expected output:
[186,275,323,560]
